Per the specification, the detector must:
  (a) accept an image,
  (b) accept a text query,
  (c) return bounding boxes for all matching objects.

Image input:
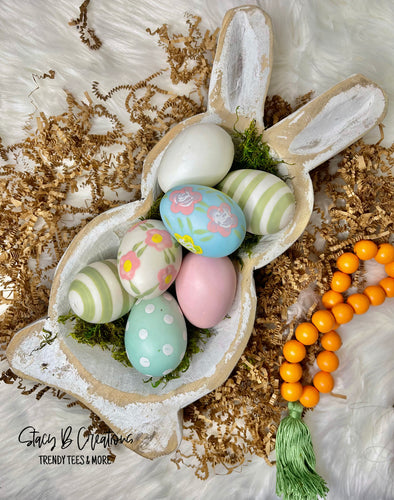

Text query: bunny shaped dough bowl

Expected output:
[6,6,387,459]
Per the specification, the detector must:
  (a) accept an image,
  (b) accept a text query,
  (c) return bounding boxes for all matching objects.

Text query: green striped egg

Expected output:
[217,169,296,235]
[68,259,135,324]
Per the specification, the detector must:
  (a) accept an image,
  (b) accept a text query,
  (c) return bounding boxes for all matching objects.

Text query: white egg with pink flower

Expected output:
[117,219,182,299]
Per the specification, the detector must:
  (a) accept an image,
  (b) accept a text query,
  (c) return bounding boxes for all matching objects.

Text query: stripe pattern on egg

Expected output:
[217,169,296,235]
[68,259,135,324]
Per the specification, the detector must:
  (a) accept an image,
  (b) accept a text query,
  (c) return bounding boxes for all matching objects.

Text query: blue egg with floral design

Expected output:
[159,184,246,257]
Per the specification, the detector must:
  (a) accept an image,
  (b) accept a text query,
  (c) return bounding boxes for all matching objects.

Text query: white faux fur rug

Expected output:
[1,1,393,499]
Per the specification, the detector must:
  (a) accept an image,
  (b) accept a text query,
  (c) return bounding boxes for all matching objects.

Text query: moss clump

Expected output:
[58,312,131,367]
[142,193,164,220]
[232,117,282,176]
[231,231,261,268]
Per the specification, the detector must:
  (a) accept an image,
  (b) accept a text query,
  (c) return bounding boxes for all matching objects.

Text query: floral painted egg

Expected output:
[159,185,246,258]
[124,292,187,377]
[68,259,135,324]
[217,169,296,235]
[157,123,234,192]
[175,253,237,328]
[117,219,182,299]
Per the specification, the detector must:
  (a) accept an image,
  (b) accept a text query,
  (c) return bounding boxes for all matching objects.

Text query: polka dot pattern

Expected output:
[163,344,174,356]
[139,329,148,340]
[145,304,155,314]
[139,357,150,367]
[164,314,174,324]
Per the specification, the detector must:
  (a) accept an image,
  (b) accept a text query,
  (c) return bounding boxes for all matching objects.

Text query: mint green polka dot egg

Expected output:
[124,292,187,377]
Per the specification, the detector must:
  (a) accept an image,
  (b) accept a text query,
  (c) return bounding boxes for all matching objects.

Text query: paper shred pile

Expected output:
[1,14,393,476]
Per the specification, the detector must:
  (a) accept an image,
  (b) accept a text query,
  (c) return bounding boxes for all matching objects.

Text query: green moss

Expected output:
[230,231,260,268]
[231,114,282,176]
[58,312,132,367]
[30,329,58,354]
[142,193,164,220]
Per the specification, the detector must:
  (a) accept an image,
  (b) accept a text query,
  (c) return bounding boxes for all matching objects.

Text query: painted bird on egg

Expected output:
[117,219,182,299]
[160,185,246,258]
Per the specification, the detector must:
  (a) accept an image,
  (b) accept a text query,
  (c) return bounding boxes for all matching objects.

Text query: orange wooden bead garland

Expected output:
[280,240,394,408]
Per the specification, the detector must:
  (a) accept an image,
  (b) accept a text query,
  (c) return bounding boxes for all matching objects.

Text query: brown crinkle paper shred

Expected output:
[1,15,393,476]
[69,0,103,50]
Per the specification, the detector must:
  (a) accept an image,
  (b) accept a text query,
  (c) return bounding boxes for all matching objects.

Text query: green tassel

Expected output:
[275,401,329,500]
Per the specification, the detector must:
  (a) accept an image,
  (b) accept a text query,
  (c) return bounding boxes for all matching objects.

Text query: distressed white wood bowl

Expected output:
[6,6,387,459]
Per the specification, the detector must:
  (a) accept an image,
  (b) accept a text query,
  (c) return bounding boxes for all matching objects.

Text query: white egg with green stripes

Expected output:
[217,169,296,235]
[68,259,135,324]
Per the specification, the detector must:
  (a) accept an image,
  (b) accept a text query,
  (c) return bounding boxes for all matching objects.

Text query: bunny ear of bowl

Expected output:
[243,73,388,271]
[208,5,273,131]
[140,5,274,193]
[264,73,388,173]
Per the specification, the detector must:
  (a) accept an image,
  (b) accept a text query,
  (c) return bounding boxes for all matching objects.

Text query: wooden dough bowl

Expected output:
[6,6,387,459]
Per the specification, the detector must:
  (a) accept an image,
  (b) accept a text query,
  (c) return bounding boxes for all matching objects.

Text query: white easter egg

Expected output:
[68,259,135,324]
[217,169,296,235]
[117,219,182,299]
[157,123,234,192]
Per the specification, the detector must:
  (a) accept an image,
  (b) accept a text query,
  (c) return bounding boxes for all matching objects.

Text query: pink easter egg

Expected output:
[175,253,237,328]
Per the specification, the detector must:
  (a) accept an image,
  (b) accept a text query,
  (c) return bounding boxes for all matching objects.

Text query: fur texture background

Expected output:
[0,1,393,499]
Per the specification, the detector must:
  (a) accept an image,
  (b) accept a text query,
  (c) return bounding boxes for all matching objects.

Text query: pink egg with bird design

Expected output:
[175,253,237,328]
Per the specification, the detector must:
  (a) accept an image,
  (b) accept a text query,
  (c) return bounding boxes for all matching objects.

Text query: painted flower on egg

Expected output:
[145,229,173,251]
[119,251,141,280]
[158,265,177,290]
[173,233,203,254]
[207,203,238,237]
[169,186,202,215]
